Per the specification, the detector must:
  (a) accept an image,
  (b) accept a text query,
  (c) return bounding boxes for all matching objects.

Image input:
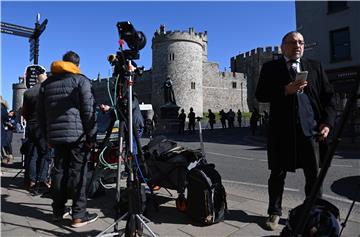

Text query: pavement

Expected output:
[1,131,359,237]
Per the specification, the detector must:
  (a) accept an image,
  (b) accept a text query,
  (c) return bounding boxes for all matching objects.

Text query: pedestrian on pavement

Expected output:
[250,108,260,136]
[255,31,336,231]
[220,109,227,128]
[227,109,235,128]
[38,51,98,227]
[2,109,17,164]
[178,108,186,134]
[207,109,216,130]
[237,109,242,128]
[22,65,52,190]
[188,107,196,132]
[1,96,13,165]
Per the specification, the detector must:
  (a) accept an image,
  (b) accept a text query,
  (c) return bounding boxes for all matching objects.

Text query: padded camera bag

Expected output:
[280,198,340,237]
[187,163,227,225]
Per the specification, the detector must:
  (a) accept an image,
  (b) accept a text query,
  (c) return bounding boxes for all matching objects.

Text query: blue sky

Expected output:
[1,1,296,108]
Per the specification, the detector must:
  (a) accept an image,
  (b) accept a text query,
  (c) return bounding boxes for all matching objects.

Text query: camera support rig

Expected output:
[96,21,157,237]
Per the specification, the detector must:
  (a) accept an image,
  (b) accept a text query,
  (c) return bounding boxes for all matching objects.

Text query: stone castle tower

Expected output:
[150,25,208,116]
[12,77,27,121]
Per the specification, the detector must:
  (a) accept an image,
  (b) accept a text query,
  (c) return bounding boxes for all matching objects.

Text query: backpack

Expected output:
[281,198,340,237]
[186,162,227,225]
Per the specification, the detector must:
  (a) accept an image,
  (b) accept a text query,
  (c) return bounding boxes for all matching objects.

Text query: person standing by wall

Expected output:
[250,108,260,136]
[188,107,196,132]
[255,31,336,231]
[38,51,98,227]
[207,109,216,130]
[227,109,235,128]
[220,109,227,128]
[237,109,242,128]
[178,108,186,134]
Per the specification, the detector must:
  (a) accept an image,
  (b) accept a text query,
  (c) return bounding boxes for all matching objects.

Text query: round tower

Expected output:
[151,25,208,116]
[12,77,27,121]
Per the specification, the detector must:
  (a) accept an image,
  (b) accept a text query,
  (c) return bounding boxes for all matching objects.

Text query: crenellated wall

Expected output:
[231,46,281,112]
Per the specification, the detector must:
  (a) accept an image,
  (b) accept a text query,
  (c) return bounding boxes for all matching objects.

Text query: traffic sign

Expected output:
[1,27,33,38]
[1,22,34,33]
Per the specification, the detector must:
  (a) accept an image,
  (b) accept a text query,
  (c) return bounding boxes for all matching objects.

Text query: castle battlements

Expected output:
[232,46,281,62]
[153,25,208,46]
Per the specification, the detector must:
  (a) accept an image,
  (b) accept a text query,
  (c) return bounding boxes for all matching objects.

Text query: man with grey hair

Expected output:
[256,31,336,230]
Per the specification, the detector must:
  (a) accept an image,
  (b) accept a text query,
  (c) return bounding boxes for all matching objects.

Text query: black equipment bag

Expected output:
[281,198,340,237]
[186,163,227,225]
[143,136,201,193]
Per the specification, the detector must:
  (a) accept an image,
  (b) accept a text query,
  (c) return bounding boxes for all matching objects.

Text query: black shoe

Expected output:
[71,212,98,228]
[52,207,72,222]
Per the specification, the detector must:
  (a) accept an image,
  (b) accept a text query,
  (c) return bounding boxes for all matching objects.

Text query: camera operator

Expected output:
[38,51,98,227]
[22,65,51,190]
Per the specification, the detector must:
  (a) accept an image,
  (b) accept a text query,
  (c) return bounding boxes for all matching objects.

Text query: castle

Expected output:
[13,25,285,119]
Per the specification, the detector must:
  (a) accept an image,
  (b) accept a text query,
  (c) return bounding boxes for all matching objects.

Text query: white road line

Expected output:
[207,151,254,161]
[331,164,353,168]
[223,179,359,205]
[208,152,353,168]
[222,179,300,192]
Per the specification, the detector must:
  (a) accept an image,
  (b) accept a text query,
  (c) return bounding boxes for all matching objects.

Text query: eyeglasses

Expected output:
[285,40,305,46]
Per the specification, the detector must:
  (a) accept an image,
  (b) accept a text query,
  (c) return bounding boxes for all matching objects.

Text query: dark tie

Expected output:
[289,61,298,80]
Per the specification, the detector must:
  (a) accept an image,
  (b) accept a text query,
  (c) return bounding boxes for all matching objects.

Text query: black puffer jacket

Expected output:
[38,61,97,145]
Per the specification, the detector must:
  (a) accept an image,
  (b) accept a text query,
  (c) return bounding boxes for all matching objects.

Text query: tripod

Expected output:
[96,63,157,237]
[12,125,26,180]
[293,79,360,236]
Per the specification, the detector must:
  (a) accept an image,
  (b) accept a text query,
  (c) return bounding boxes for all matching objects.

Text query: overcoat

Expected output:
[255,57,336,172]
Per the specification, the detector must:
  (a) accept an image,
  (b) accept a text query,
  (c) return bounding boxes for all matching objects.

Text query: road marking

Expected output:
[331,164,353,168]
[222,179,299,192]
[208,152,353,168]
[223,179,359,205]
[323,194,360,205]
[207,151,254,161]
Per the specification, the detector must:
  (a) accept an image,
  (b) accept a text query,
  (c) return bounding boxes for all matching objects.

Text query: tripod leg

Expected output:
[339,200,356,237]
[136,214,158,237]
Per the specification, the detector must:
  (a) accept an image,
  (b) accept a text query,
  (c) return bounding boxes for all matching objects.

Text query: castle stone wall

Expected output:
[203,62,248,113]
[231,46,281,112]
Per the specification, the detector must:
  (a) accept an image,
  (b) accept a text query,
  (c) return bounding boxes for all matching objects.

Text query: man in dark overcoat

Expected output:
[255,31,336,230]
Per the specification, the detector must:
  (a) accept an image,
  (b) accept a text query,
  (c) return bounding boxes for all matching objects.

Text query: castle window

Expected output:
[191,82,196,89]
[169,53,175,61]
[232,82,237,89]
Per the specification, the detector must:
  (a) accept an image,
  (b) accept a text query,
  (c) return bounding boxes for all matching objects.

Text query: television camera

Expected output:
[107,21,146,87]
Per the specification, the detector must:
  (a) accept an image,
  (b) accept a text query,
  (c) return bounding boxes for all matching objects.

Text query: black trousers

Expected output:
[27,124,50,182]
[267,127,321,216]
[51,142,89,219]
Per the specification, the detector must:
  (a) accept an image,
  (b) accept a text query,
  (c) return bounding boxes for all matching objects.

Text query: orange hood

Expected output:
[50,61,81,74]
